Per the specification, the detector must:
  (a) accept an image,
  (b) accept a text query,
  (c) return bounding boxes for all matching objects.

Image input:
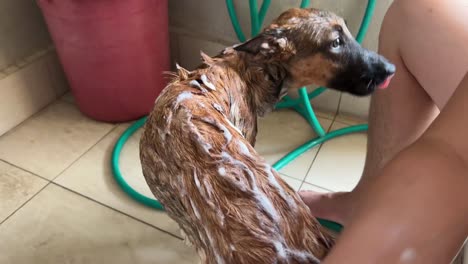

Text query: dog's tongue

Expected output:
[378,74,394,90]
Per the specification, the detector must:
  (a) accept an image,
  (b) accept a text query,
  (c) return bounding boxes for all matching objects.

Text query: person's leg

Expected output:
[362,0,468,185]
[323,73,468,264]
[300,0,468,225]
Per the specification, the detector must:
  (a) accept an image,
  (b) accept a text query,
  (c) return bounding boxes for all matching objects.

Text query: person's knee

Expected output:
[377,1,403,55]
[378,0,439,44]
[379,0,431,43]
[391,0,439,16]
[379,0,468,108]
[380,0,465,39]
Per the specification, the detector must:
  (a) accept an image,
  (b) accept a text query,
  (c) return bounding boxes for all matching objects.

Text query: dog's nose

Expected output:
[384,62,396,76]
[376,62,396,90]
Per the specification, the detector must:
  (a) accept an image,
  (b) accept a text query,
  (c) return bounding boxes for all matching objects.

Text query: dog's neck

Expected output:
[220,49,290,117]
[212,50,291,146]
[173,50,290,144]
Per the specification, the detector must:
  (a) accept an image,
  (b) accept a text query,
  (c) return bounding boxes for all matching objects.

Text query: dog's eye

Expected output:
[331,38,342,49]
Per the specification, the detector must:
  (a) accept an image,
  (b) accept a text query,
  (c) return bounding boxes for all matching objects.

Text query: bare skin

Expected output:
[324,74,468,263]
[300,0,468,262]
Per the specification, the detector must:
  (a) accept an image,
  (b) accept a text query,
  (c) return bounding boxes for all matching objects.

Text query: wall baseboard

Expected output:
[0,48,68,136]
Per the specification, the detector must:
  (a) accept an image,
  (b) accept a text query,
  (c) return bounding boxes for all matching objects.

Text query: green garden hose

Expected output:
[111,116,164,210]
[112,0,377,235]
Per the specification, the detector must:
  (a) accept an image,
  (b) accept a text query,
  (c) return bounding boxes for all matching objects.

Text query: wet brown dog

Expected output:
[140,8,395,264]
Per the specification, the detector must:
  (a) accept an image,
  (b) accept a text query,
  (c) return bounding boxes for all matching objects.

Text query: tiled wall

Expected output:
[0,1,51,69]
[0,1,68,136]
[168,0,394,119]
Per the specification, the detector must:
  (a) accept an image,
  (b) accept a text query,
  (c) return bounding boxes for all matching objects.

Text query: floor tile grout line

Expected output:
[334,92,343,119]
[50,182,183,241]
[275,108,336,185]
[0,116,120,197]
[0,159,51,182]
[1,123,118,183]
[298,116,337,191]
[0,182,51,226]
[1,128,184,240]
[334,115,367,126]
[279,173,334,192]
[333,119,361,127]
[313,112,335,122]
[301,182,334,193]
[278,171,302,182]
[0,102,182,239]
[0,180,183,241]
[279,173,300,182]
[298,144,324,191]
[0,98,119,183]
[50,124,119,182]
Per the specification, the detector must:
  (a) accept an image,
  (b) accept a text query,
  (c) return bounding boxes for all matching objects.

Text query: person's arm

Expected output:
[323,72,468,264]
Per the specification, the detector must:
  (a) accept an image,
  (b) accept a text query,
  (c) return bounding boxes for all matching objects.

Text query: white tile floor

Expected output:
[1,93,464,263]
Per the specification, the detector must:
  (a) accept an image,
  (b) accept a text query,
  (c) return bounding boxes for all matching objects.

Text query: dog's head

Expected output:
[234,8,395,96]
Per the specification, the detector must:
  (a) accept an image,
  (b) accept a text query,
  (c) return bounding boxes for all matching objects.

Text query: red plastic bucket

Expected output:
[37,0,170,122]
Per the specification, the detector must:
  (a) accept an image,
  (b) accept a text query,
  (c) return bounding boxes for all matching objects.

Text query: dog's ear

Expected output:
[175,63,190,80]
[234,34,270,54]
[200,51,215,65]
[234,32,296,59]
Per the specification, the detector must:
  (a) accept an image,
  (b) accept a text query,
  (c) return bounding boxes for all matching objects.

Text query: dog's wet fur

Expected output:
[140,8,395,264]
